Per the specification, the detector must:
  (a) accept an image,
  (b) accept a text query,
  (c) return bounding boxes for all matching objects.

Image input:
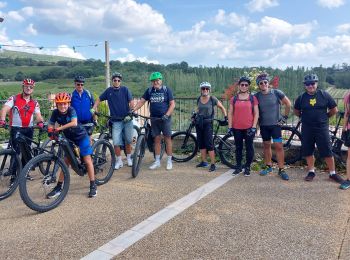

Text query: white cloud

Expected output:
[317,0,345,9]
[336,23,350,34]
[7,11,24,22]
[246,0,279,12]
[25,23,37,36]
[116,53,159,64]
[213,9,248,27]
[0,2,7,8]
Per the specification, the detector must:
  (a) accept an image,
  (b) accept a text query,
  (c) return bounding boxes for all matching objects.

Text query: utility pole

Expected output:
[105,41,110,89]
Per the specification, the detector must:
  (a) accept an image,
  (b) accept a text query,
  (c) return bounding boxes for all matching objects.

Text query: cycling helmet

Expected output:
[256,73,270,85]
[74,75,85,83]
[199,82,211,89]
[303,73,318,84]
[149,72,163,81]
[22,78,35,87]
[55,92,71,103]
[238,76,251,85]
[111,72,123,80]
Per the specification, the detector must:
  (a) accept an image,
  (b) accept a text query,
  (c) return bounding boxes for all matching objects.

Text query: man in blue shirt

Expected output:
[93,72,134,169]
[133,72,175,170]
[71,75,95,139]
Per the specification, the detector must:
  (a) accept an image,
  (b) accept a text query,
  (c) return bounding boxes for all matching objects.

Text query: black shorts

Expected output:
[195,122,214,151]
[151,117,172,137]
[301,126,332,158]
[260,125,282,142]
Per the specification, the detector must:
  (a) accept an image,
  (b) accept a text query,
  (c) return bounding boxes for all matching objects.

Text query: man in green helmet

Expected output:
[133,72,175,170]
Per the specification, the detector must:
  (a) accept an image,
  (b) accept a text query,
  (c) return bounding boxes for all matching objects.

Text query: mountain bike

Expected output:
[0,125,48,201]
[171,114,236,168]
[272,111,346,166]
[131,113,166,178]
[18,132,115,212]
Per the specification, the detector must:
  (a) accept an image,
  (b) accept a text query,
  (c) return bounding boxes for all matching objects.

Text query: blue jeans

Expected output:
[112,120,133,146]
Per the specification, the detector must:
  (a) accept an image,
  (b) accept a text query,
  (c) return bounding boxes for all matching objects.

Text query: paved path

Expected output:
[0,155,350,260]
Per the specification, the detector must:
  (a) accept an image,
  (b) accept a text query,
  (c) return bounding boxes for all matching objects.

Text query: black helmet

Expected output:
[112,72,123,80]
[256,73,270,85]
[303,73,318,84]
[74,75,85,83]
[238,76,251,85]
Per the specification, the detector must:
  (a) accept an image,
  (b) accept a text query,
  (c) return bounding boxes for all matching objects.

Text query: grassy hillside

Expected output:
[0,49,81,62]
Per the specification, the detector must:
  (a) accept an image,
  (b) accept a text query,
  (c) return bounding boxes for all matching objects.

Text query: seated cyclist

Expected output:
[47,92,97,198]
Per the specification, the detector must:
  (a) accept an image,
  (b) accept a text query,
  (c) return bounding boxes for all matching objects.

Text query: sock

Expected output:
[279,168,284,172]
[155,155,160,162]
[329,171,336,176]
[126,154,131,160]
[309,168,315,173]
[117,156,122,162]
[167,155,172,162]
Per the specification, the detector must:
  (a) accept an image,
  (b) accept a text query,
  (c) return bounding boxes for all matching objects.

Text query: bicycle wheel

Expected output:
[92,139,116,185]
[0,149,21,201]
[171,131,198,162]
[18,154,70,213]
[218,134,237,169]
[272,126,302,165]
[39,138,60,174]
[132,135,146,178]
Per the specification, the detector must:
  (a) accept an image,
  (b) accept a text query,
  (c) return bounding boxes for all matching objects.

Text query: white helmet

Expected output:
[199,81,211,89]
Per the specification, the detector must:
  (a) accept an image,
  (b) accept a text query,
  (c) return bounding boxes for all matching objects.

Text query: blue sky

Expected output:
[0,0,349,68]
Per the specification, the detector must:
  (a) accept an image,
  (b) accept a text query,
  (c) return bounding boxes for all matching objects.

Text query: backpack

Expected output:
[232,94,254,114]
[85,89,94,108]
[254,89,282,105]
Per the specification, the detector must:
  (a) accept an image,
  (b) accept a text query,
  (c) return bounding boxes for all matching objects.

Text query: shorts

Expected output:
[77,136,93,157]
[195,122,214,151]
[151,117,172,137]
[112,120,134,146]
[260,125,282,143]
[301,126,332,158]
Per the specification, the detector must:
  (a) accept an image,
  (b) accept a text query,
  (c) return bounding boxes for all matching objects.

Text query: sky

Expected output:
[0,0,350,69]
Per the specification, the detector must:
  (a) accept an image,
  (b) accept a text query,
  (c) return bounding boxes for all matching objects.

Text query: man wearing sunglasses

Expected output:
[294,73,343,183]
[255,73,291,181]
[93,72,134,169]
[0,78,44,183]
[71,75,95,140]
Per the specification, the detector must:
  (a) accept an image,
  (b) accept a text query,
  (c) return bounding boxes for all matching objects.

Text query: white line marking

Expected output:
[81,170,235,260]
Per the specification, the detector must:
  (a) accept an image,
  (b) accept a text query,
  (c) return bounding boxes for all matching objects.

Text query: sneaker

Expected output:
[26,174,34,181]
[114,160,123,170]
[149,161,161,170]
[278,169,289,181]
[127,157,133,167]
[196,161,209,168]
[232,167,243,175]
[340,180,350,190]
[166,160,173,170]
[260,166,272,176]
[244,167,251,177]
[47,185,62,199]
[305,171,315,181]
[329,173,344,184]
[88,186,97,198]
[209,164,216,172]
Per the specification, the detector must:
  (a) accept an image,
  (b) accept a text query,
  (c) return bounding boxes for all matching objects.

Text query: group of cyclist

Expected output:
[1,70,350,201]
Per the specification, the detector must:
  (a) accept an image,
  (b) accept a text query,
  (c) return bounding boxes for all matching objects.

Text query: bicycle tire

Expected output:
[92,139,116,185]
[272,126,302,165]
[132,134,146,178]
[171,131,198,162]
[18,153,70,213]
[218,134,237,169]
[0,149,21,201]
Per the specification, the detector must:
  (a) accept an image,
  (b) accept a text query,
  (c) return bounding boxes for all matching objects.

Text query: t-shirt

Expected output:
[49,107,87,142]
[71,89,94,124]
[99,86,132,120]
[197,96,218,119]
[294,89,337,128]
[255,89,285,126]
[231,95,258,130]
[344,93,350,129]
[142,86,174,117]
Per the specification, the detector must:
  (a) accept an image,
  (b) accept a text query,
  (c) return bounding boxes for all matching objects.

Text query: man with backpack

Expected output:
[133,72,175,170]
[255,73,291,181]
[71,75,95,140]
[294,73,344,183]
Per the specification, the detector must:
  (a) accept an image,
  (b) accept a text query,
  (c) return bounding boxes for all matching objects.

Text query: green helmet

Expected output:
[149,72,163,81]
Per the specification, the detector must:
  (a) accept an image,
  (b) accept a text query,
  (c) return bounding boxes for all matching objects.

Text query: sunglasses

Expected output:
[76,83,84,86]
[259,80,269,86]
[305,82,316,87]
[23,85,34,89]
[201,87,210,91]
[113,79,121,82]
[240,83,249,87]
[151,79,161,83]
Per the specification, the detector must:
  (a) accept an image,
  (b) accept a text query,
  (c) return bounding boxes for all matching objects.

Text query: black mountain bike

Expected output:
[131,113,165,178]
[18,132,115,212]
[0,125,48,201]
[272,111,346,166]
[171,114,236,168]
